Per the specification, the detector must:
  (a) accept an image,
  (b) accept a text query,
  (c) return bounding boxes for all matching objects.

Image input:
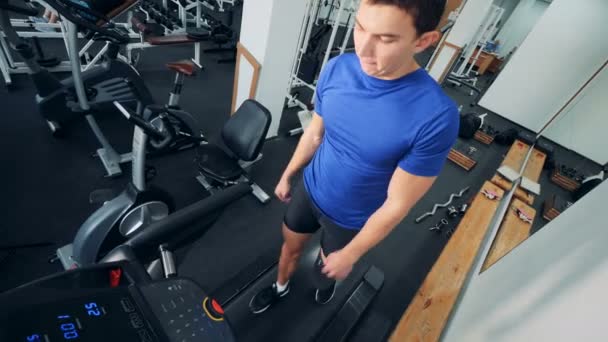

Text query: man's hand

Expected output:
[322,250,358,281]
[275,177,292,203]
[275,113,324,203]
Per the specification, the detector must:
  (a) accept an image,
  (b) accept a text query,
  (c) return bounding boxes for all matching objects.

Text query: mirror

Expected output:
[433,0,606,240]
[423,0,552,109]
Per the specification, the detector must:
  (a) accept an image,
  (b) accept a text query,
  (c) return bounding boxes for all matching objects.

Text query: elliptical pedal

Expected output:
[89,188,122,205]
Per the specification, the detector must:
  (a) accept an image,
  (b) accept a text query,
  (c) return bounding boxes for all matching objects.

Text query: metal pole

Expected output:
[66,22,90,111]
[302,0,320,55]
[339,0,357,55]
[320,0,347,71]
[131,125,147,191]
[67,21,126,176]
[78,39,94,58]
[194,1,201,64]
[181,2,187,31]
[82,43,109,72]
[0,45,11,85]
[0,34,16,68]
[59,20,71,59]
[287,0,314,93]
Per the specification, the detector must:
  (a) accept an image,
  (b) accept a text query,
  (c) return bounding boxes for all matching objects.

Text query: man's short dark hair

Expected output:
[367,0,447,36]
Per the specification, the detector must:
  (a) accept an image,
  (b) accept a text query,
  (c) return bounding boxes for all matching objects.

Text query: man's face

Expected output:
[354,0,436,78]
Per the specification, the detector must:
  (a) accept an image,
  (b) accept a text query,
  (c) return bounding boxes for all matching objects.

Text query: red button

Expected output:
[211,299,224,315]
[110,268,122,288]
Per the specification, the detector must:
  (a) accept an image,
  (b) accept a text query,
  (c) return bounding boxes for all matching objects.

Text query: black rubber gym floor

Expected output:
[0,39,601,341]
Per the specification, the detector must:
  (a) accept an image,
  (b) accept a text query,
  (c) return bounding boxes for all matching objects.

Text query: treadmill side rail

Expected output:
[316,266,385,342]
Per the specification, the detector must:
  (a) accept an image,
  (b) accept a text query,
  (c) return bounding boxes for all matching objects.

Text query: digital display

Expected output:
[1,288,158,342]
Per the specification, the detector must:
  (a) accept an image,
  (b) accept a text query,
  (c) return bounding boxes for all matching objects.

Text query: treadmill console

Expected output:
[3,287,156,342]
[140,279,234,341]
[0,262,235,342]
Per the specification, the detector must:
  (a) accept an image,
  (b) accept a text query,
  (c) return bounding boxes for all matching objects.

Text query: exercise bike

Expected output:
[0,0,149,176]
[53,100,202,270]
[0,0,204,176]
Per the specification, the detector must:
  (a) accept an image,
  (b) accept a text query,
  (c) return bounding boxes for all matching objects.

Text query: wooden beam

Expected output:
[522,149,546,182]
[491,174,535,205]
[501,140,530,171]
[492,141,546,205]
[481,198,535,272]
[389,182,504,342]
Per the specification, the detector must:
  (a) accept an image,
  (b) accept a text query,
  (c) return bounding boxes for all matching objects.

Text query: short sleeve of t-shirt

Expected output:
[314,57,339,117]
[398,107,459,177]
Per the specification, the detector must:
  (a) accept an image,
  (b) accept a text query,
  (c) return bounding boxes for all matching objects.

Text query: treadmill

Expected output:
[0,200,384,342]
[0,177,384,342]
[211,234,385,342]
[0,243,383,342]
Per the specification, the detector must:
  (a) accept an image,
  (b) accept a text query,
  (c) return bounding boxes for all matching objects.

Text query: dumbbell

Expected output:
[447,206,459,218]
[429,219,449,233]
[447,204,468,218]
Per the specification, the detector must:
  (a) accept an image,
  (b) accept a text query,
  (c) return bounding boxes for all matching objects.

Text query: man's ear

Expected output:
[413,31,441,53]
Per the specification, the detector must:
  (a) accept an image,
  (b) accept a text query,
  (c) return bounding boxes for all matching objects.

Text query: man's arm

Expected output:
[342,167,436,262]
[281,112,325,181]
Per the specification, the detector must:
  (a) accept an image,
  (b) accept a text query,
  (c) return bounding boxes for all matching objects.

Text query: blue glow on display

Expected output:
[27,335,41,341]
[56,316,80,340]
[61,323,75,331]
[64,331,79,339]
[85,302,101,317]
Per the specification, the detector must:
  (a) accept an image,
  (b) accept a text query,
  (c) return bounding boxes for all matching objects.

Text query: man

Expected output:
[250,0,459,314]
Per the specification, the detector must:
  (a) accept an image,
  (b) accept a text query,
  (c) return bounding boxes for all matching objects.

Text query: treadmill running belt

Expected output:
[222,240,377,342]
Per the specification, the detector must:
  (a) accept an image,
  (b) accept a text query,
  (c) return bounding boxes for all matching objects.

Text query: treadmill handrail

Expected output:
[111,183,251,263]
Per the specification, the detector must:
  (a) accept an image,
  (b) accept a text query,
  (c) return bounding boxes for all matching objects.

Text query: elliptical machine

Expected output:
[54,100,200,270]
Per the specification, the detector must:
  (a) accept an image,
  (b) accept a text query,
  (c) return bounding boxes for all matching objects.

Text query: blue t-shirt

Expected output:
[303,53,459,230]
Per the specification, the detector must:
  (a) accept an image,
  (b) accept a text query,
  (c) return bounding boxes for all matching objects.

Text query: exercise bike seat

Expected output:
[196,144,243,181]
[196,100,271,183]
[166,60,199,77]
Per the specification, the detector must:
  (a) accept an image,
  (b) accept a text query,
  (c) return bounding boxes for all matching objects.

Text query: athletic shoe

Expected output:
[315,282,336,305]
[249,282,290,314]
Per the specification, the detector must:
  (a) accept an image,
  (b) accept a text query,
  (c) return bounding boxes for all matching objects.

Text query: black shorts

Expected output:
[284,179,359,255]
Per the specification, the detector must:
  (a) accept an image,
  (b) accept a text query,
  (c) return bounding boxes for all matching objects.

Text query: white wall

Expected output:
[543,66,608,165]
[492,0,520,32]
[495,0,548,58]
[443,180,608,341]
[234,57,254,113]
[479,0,608,133]
[239,0,274,63]
[447,0,494,47]
[238,0,308,137]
